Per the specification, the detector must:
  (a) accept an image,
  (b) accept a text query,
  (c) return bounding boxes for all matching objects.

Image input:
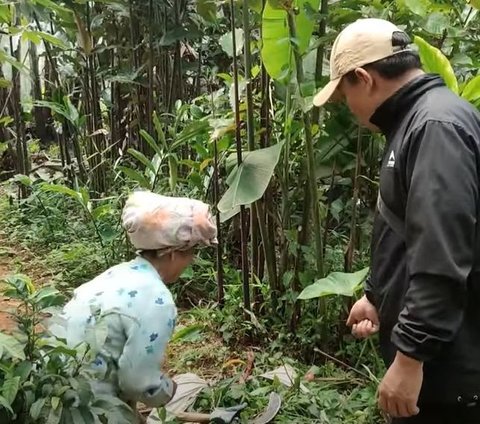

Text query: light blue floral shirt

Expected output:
[57,256,177,407]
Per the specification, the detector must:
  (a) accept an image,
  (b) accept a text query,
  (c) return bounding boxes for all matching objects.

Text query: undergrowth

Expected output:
[0,184,386,423]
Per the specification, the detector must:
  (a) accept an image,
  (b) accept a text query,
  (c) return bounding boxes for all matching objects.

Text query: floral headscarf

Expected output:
[122,191,217,253]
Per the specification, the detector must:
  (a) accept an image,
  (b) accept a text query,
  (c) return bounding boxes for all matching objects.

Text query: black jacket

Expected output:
[366,74,480,404]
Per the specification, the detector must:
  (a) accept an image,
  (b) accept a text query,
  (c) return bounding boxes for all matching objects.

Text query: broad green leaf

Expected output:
[32,286,60,301]
[173,120,210,150]
[424,12,450,35]
[147,154,163,186]
[2,376,20,405]
[152,112,167,150]
[65,96,80,125]
[47,400,63,424]
[172,324,204,343]
[168,155,178,191]
[197,0,216,23]
[403,0,430,17]
[34,100,69,122]
[22,30,42,44]
[91,204,112,220]
[30,398,46,420]
[298,267,369,300]
[36,31,68,49]
[414,36,458,94]
[14,361,32,382]
[40,183,81,201]
[0,115,13,126]
[219,29,244,58]
[220,205,242,223]
[51,397,61,410]
[32,0,72,14]
[13,174,32,186]
[0,49,26,71]
[139,129,163,157]
[218,142,284,213]
[0,333,25,360]
[3,274,35,296]
[0,4,10,23]
[462,75,480,104]
[117,165,151,189]
[0,395,14,415]
[261,0,320,81]
[31,286,64,308]
[127,148,155,173]
[70,407,96,424]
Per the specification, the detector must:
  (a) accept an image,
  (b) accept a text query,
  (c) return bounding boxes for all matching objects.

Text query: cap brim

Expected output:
[313,78,341,107]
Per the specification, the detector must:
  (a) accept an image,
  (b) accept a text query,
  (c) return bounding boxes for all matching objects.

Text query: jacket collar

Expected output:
[370,74,445,137]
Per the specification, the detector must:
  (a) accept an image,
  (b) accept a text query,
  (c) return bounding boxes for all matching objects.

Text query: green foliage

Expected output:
[0,275,135,423]
[118,108,211,193]
[462,75,480,105]
[2,1,480,421]
[261,0,320,81]
[414,36,459,93]
[298,268,369,300]
[218,142,285,215]
[162,339,382,424]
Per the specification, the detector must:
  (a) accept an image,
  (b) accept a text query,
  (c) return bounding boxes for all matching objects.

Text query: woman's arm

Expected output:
[117,295,177,407]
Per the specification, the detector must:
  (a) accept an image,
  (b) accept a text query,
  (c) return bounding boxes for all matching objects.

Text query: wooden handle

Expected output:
[174,411,212,423]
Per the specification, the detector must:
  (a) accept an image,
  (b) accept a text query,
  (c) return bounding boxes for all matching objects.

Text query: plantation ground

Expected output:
[0,190,383,423]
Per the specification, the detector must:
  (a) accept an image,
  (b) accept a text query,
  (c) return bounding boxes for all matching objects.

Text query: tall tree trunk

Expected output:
[9,34,29,198]
[29,42,49,145]
[84,3,106,194]
[230,0,250,314]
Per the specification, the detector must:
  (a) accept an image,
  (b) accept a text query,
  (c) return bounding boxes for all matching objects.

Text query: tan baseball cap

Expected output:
[313,18,409,107]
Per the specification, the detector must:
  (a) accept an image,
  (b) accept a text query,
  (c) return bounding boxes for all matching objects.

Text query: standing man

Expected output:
[313,18,480,423]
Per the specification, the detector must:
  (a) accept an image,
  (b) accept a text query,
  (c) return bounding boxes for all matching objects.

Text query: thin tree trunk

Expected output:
[312,0,328,124]
[345,127,363,272]
[29,42,48,145]
[287,10,324,277]
[147,0,154,135]
[230,0,250,313]
[213,137,225,307]
[9,35,28,198]
[242,0,260,303]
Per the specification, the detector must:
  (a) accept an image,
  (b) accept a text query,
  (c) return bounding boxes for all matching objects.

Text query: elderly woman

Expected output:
[54,191,217,417]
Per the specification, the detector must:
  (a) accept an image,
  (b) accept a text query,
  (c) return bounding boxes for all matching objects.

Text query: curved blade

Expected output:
[250,392,281,424]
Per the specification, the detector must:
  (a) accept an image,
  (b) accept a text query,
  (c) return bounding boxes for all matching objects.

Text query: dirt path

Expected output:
[0,230,54,334]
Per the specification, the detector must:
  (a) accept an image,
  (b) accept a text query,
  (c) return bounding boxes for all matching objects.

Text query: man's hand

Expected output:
[346,295,380,338]
[378,352,423,418]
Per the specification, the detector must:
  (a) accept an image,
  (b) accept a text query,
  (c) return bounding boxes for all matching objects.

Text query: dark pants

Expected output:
[391,403,480,424]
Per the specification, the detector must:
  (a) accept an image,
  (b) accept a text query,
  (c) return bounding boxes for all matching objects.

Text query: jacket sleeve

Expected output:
[364,274,376,306]
[391,120,478,362]
[118,297,177,407]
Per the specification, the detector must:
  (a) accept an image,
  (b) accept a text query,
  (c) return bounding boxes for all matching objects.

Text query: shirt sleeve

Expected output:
[117,288,177,407]
[364,274,376,306]
[391,120,477,361]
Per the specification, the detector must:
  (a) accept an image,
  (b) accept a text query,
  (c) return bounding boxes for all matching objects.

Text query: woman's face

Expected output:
[163,249,195,283]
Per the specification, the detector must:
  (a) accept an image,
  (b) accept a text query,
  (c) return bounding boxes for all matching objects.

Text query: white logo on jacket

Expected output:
[387,151,395,168]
